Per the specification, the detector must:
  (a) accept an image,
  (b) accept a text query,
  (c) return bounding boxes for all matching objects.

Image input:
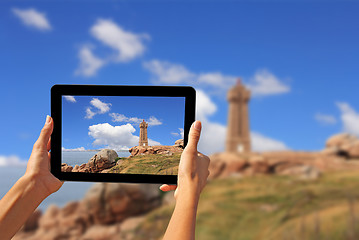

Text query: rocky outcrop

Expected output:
[83,183,161,224]
[70,149,118,173]
[209,147,359,180]
[20,209,42,232]
[174,139,184,148]
[87,149,118,173]
[324,133,359,158]
[129,145,183,157]
[279,165,321,180]
[13,183,161,240]
[61,163,73,172]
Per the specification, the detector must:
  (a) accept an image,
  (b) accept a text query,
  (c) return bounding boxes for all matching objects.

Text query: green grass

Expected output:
[107,152,181,175]
[131,170,359,240]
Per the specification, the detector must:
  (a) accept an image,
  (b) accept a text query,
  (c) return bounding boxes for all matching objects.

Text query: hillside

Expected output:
[135,170,359,240]
[108,152,181,175]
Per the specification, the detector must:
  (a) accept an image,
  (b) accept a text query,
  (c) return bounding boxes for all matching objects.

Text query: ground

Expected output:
[132,170,359,240]
[107,152,181,175]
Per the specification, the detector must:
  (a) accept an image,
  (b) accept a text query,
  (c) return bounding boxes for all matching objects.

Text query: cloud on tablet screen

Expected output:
[88,123,160,150]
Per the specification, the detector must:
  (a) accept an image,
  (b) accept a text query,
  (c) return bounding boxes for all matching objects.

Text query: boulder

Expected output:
[38,205,60,231]
[80,224,120,240]
[21,209,42,232]
[209,152,248,179]
[174,139,184,148]
[325,134,359,159]
[250,160,270,174]
[88,149,118,173]
[129,145,183,157]
[279,165,321,180]
[326,133,356,149]
[61,163,73,172]
[82,183,161,224]
[347,140,359,158]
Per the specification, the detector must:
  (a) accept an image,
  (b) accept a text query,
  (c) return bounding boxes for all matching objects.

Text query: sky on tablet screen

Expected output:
[0,1,358,165]
[62,96,185,151]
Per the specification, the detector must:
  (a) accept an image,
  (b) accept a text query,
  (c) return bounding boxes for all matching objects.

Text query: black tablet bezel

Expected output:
[51,84,196,184]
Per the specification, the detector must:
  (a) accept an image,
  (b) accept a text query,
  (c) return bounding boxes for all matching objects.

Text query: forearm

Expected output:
[0,174,48,239]
[162,191,199,240]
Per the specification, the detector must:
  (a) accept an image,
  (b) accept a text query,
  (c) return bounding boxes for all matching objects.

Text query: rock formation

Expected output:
[87,149,118,173]
[324,133,359,158]
[13,183,161,240]
[209,134,359,180]
[129,145,183,157]
[64,149,118,173]
[174,139,184,148]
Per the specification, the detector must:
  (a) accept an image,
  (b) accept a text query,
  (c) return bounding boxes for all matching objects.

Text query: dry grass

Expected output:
[132,170,359,240]
[108,152,181,175]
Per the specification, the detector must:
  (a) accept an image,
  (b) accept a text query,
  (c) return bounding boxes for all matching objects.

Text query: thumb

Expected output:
[186,120,202,152]
[34,115,53,150]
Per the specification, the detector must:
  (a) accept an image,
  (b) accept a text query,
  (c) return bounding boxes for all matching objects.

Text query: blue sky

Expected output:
[62,96,185,150]
[0,1,358,166]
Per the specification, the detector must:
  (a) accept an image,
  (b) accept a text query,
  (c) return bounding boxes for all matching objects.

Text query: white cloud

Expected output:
[62,147,86,152]
[196,89,217,120]
[109,113,162,126]
[144,60,289,97]
[315,113,337,125]
[88,123,160,150]
[110,113,142,124]
[64,95,76,103]
[89,123,138,150]
[147,116,162,126]
[0,155,27,167]
[12,8,52,31]
[246,69,290,97]
[85,107,96,119]
[171,128,184,138]
[75,45,105,77]
[85,98,112,119]
[251,132,289,152]
[337,102,359,136]
[143,60,195,84]
[90,19,149,62]
[143,60,235,89]
[198,72,236,89]
[90,98,111,113]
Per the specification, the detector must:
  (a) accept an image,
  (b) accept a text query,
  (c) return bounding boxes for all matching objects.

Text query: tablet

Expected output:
[51,85,196,184]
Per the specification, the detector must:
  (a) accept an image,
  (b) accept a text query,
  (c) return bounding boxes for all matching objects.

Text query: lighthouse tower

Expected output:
[139,120,148,147]
[226,79,251,153]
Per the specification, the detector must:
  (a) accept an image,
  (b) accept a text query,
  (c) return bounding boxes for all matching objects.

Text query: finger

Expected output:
[47,137,51,152]
[186,120,202,152]
[35,116,53,149]
[159,184,177,192]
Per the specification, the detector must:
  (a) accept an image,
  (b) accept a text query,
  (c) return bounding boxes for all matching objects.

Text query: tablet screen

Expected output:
[61,95,185,176]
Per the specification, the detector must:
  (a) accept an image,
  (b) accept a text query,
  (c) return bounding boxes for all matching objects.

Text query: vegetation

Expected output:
[133,170,359,240]
[108,152,181,175]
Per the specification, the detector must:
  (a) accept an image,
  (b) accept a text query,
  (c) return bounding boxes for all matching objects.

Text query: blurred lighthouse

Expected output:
[226,79,251,153]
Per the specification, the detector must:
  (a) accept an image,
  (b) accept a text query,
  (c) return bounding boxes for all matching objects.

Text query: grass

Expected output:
[131,169,359,240]
[107,152,181,175]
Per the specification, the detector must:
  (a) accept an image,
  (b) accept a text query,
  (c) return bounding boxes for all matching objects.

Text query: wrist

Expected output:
[22,173,52,199]
[175,185,200,205]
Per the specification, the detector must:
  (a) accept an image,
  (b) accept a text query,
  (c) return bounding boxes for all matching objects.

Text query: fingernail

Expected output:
[45,115,51,124]
[194,121,201,131]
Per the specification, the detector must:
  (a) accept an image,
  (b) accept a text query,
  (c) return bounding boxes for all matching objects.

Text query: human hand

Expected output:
[160,121,210,201]
[25,116,63,197]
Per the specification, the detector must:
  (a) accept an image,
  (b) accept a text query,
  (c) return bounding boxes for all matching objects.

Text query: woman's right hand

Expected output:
[160,120,210,202]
